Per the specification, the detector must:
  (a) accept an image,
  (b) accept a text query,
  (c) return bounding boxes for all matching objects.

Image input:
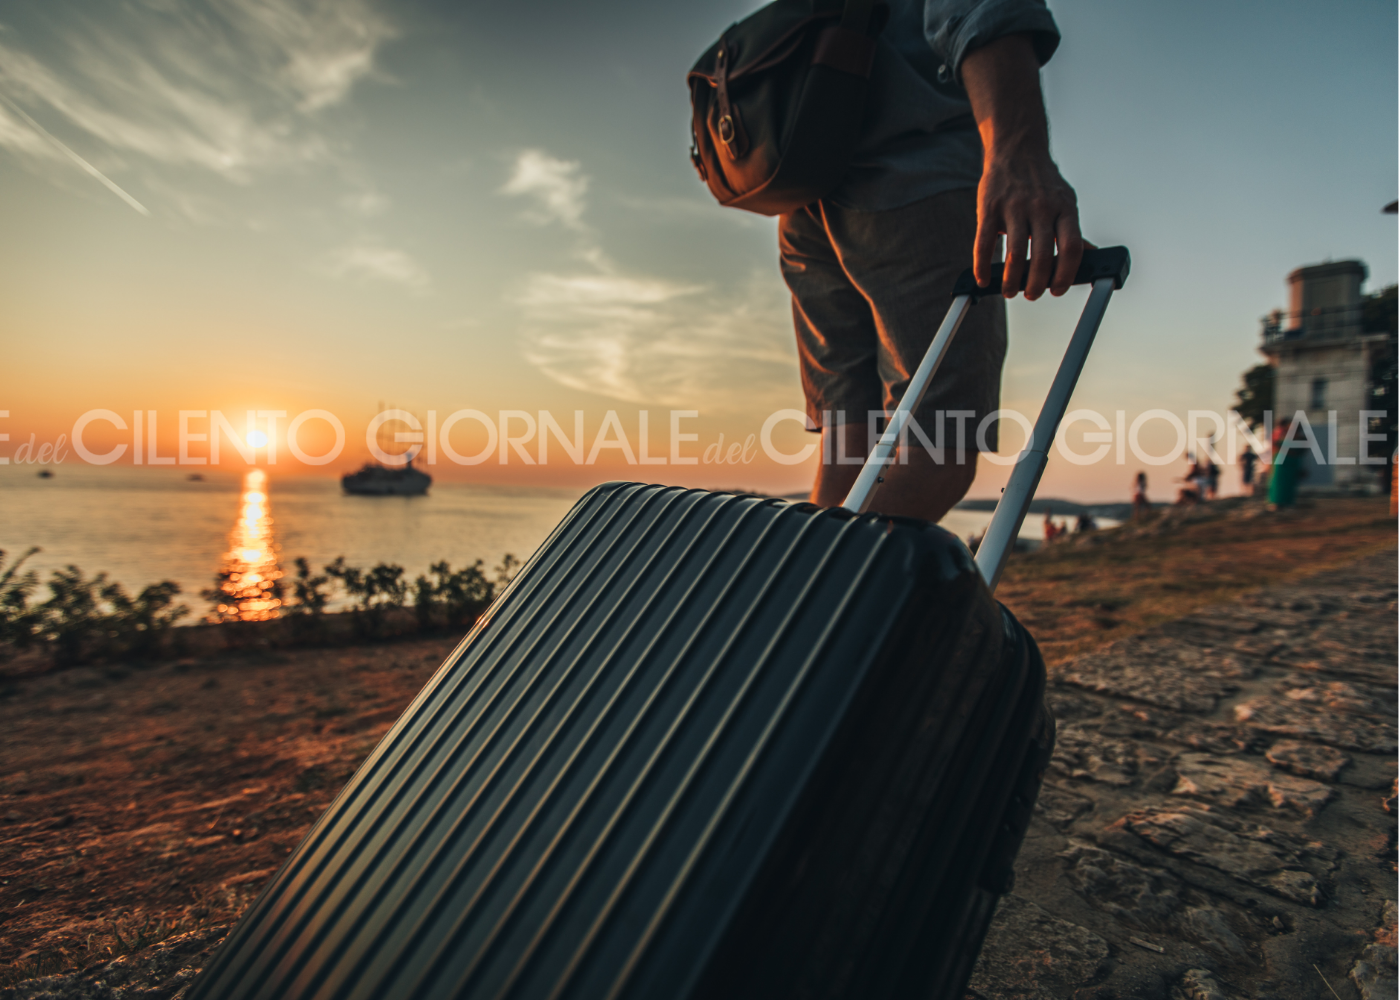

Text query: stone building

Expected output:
[1259,259,1393,490]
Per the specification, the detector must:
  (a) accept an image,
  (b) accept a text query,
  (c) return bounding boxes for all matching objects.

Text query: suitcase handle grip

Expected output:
[951,245,1131,301]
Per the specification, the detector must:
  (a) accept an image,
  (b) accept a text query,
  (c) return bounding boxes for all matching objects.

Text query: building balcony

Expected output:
[1261,304,1365,347]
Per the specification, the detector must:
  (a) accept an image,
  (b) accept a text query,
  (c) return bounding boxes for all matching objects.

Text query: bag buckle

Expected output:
[714,38,749,159]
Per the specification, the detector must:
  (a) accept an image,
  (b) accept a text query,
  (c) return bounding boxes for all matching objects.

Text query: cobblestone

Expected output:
[972,550,1397,999]
[1265,740,1352,782]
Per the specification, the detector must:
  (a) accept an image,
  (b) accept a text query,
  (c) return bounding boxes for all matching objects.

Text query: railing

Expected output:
[1261,304,1366,345]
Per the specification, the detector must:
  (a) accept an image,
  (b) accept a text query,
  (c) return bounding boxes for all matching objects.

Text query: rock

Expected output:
[1276,675,1392,715]
[1171,967,1241,1000]
[1351,900,1399,1000]
[1171,755,1267,808]
[1264,740,1350,782]
[1384,777,1397,816]
[1059,842,1252,959]
[1060,841,1184,929]
[1054,638,1255,714]
[1108,805,1335,907]
[1047,691,1104,722]
[1171,753,1333,817]
[1351,944,1398,1000]
[1050,724,1141,787]
[1233,696,1398,754]
[1034,783,1095,830]
[1164,719,1261,756]
[1180,905,1250,959]
[966,894,1110,1000]
[1289,655,1398,686]
[1263,772,1334,817]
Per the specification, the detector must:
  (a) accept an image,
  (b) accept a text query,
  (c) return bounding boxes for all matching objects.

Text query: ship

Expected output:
[342,404,433,496]
[341,457,432,496]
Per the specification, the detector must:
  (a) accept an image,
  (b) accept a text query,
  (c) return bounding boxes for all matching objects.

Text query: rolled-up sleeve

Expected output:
[924,0,1060,83]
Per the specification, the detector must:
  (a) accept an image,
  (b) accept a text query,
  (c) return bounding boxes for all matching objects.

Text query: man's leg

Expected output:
[781,191,1003,524]
[806,191,1004,521]
[810,421,978,522]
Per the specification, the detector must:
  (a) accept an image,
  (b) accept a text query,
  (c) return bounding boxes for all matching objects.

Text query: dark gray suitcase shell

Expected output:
[187,482,1052,1000]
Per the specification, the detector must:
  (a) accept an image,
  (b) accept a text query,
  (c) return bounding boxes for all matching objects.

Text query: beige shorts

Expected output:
[779,187,1007,453]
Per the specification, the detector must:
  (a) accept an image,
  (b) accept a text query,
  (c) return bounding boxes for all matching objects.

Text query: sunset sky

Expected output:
[0,0,1395,501]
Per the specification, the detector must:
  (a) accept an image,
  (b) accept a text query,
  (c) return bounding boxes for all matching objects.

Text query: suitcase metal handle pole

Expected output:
[841,246,1131,591]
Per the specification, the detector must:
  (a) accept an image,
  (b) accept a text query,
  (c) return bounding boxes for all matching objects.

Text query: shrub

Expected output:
[282,557,333,641]
[0,548,41,653]
[36,566,187,666]
[325,557,407,638]
[287,557,332,616]
[413,560,493,630]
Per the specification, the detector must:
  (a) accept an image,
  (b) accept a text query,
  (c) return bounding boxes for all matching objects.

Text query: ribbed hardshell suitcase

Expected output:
[187,248,1130,1000]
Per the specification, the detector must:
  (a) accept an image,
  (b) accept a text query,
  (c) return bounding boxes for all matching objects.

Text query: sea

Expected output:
[0,465,1092,618]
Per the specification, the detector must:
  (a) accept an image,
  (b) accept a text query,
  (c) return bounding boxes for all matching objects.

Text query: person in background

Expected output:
[1131,471,1149,519]
[1176,454,1202,504]
[1075,512,1097,532]
[1268,419,1306,510]
[1204,459,1219,500]
[1240,446,1258,496]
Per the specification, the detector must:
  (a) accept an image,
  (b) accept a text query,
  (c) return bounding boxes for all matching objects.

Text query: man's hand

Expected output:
[962,33,1082,300]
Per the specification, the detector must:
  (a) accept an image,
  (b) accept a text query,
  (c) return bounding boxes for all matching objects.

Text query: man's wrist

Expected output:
[978,115,1050,163]
[982,140,1056,174]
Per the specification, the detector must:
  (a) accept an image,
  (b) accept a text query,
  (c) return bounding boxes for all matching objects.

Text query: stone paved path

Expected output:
[968,551,1398,1000]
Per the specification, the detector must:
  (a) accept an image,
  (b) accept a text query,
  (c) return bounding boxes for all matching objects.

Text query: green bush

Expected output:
[281,557,333,640]
[325,557,407,638]
[0,546,522,665]
[0,548,41,653]
[28,564,187,666]
[413,560,494,630]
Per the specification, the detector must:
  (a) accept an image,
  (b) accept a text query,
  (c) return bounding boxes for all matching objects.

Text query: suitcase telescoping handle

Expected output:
[841,246,1131,592]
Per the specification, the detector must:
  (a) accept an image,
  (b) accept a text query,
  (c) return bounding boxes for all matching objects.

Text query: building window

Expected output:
[1310,378,1327,410]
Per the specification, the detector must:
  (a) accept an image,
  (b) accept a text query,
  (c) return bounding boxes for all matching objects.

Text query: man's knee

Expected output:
[873,451,979,522]
[924,454,978,508]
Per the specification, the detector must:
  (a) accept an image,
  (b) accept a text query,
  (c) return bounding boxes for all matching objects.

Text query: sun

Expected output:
[247,429,269,448]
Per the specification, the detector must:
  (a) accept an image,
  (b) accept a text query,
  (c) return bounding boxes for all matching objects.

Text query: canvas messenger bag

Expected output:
[687,0,889,216]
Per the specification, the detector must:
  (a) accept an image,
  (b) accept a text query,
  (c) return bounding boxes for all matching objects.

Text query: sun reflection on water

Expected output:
[209,469,284,621]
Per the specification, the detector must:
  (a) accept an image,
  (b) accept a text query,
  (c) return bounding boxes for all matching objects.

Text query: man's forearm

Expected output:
[962,34,1050,165]
[960,34,1082,300]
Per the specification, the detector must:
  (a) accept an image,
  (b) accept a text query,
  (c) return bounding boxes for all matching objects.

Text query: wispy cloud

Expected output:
[517,260,796,407]
[502,147,797,407]
[0,0,393,202]
[320,241,430,289]
[501,149,589,230]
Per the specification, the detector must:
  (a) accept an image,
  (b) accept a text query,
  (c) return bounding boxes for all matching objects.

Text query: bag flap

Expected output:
[688,0,886,86]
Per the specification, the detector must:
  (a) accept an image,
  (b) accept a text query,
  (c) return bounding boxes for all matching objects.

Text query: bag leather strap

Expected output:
[714,39,749,159]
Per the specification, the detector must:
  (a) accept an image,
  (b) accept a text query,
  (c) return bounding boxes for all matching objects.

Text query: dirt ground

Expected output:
[998,497,1396,668]
[0,496,1393,993]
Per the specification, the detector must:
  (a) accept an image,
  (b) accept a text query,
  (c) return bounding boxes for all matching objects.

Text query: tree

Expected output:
[1234,363,1275,429]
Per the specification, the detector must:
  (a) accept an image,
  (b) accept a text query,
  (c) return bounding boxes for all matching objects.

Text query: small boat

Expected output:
[37,469,54,479]
[341,458,432,496]
[187,473,205,482]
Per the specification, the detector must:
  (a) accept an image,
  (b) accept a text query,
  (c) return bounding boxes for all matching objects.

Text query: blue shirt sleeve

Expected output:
[924,0,1061,83]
